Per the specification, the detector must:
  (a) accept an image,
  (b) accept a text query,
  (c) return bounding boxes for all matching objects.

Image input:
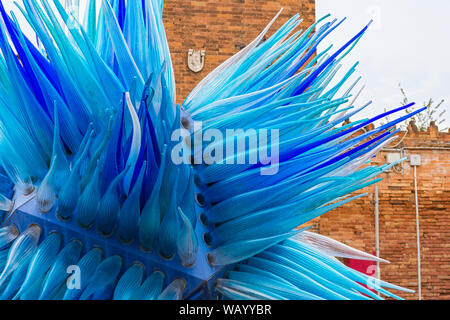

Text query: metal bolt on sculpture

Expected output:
[0,0,422,300]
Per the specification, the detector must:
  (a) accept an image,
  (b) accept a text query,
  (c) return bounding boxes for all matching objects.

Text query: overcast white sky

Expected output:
[2,0,449,130]
[316,0,450,130]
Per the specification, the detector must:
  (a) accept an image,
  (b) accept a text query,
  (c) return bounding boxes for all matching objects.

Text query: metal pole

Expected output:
[374,184,381,297]
[414,165,422,300]
[374,184,380,279]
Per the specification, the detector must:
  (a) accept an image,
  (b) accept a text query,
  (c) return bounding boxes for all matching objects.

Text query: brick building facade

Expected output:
[162,0,449,300]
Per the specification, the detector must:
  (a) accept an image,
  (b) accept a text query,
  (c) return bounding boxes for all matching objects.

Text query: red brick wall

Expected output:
[163,0,315,103]
[318,122,450,300]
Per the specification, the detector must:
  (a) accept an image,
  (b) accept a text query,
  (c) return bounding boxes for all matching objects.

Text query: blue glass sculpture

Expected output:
[0,0,422,300]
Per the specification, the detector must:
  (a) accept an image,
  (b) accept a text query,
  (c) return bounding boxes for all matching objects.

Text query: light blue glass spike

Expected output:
[138,145,167,251]
[57,130,94,220]
[80,116,114,190]
[95,166,129,234]
[225,270,323,300]
[0,225,40,288]
[0,250,9,278]
[76,161,102,228]
[158,169,180,259]
[39,239,83,300]
[134,271,165,300]
[215,278,287,300]
[258,250,369,300]
[0,255,31,300]
[0,195,13,213]
[234,263,323,300]
[35,154,59,213]
[268,244,381,299]
[19,275,45,300]
[79,255,123,300]
[207,231,298,267]
[0,0,425,301]
[246,256,346,300]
